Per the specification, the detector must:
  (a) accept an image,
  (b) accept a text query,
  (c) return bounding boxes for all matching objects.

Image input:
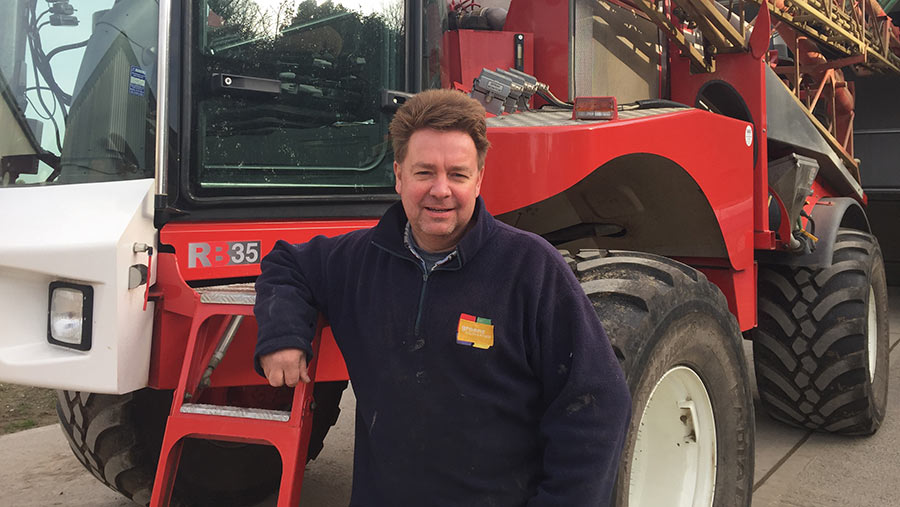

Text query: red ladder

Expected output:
[149,283,320,506]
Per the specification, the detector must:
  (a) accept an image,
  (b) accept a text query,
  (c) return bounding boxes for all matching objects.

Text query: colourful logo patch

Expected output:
[456,313,494,349]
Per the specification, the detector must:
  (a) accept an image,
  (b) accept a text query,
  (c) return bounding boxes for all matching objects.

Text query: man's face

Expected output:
[394,128,484,253]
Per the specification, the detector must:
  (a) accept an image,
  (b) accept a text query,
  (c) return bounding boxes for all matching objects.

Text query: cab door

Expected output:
[0,0,159,394]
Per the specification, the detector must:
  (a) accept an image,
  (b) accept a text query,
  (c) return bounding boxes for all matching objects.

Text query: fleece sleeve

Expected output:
[527,260,632,507]
[253,238,331,377]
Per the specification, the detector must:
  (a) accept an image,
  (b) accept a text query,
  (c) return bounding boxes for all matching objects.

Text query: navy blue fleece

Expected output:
[254,197,631,506]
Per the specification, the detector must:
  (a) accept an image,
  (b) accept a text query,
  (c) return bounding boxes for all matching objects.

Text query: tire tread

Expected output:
[56,383,347,505]
[753,229,888,435]
[578,250,754,507]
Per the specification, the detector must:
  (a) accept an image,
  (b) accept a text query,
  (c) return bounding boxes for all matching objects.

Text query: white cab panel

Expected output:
[0,179,156,394]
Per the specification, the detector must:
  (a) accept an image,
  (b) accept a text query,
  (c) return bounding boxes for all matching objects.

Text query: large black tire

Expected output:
[56,381,347,506]
[565,249,754,507]
[753,229,890,434]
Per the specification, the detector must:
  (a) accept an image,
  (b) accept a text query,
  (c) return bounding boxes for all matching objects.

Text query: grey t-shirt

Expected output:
[404,223,457,273]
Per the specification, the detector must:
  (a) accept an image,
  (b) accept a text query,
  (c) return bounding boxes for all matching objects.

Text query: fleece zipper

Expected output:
[372,241,458,337]
[414,270,429,336]
[371,242,430,336]
[406,244,459,336]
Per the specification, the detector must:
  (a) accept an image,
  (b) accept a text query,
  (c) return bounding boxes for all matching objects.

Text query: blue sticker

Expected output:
[129,66,146,97]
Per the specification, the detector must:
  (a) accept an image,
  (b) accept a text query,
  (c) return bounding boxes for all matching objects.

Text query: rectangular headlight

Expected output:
[48,281,93,351]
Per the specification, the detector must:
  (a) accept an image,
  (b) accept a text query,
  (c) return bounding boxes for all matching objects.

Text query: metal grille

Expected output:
[181,402,291,422]
[197,283,256,305]
[486,107,689,128]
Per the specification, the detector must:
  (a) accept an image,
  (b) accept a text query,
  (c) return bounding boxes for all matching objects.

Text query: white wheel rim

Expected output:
[629,366,716,507]
[867,285,877,383]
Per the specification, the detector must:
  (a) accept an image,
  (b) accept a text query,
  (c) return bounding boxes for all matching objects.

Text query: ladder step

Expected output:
[196,283,257,305]
[180,403,290,422]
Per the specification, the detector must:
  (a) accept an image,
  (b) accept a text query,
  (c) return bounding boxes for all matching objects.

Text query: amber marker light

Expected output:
[572,97,618,121]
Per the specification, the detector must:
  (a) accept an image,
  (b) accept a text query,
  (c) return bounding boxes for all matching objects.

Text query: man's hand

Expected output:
[259,348,311,387]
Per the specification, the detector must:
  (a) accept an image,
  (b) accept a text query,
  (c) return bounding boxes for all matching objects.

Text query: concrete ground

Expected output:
[749,286,900,507]
[1,288,898,506]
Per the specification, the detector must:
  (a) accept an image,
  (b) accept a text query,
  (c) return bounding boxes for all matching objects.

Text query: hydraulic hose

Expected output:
[536,89,573,109]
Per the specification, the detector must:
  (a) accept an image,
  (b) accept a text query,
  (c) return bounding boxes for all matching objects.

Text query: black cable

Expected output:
[35,8,48,25]
[28,36,60,132]
[24,95,53,120]
[24,85,59,119]
[636,99,690,109]
[619,99,691,111]
[26,4,54,118]
[536,90,573,109]
[25,1,63,152]
[28,1,72,110]
[47,39,90,61]
[800,209,816,236]
[25,87,57,118]
[32,44,72,109]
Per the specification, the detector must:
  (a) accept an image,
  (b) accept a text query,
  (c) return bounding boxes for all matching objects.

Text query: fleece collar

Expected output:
[371,196,496,267]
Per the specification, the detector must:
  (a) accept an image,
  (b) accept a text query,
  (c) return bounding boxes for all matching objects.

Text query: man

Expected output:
[254,89,631,506]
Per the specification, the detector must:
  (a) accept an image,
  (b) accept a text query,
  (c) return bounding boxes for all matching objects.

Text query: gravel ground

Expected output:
[0,384,58,435]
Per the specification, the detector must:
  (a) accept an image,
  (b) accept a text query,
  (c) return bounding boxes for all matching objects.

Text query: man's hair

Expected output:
[389,89,491,168]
